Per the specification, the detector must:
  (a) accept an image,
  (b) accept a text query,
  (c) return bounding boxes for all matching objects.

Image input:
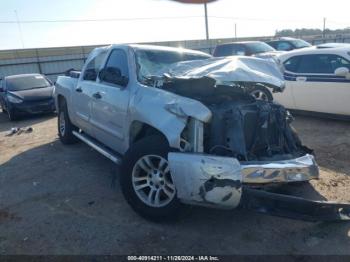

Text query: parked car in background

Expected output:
[0,74,56,121]
[316,43,350,49]
[213,41,284,101]
[273,46,350,119]
[213,41,277,57]
[266,37,311,51]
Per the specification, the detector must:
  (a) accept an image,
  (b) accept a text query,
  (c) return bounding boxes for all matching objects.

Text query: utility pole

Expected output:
[14,10,25,48]
[235,23,237,39]
[204,3,209,40]
[323,17,326,40]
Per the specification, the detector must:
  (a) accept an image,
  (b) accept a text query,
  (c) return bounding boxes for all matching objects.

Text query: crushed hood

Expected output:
[157,56,285,92]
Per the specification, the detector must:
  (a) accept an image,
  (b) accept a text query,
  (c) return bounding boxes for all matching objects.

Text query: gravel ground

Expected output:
[0,112,349,255]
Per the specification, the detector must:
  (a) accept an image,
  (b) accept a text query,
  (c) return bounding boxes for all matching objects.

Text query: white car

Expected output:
[273,46,350,119]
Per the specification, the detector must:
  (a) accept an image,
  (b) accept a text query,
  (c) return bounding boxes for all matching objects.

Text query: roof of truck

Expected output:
[108,43,212,57]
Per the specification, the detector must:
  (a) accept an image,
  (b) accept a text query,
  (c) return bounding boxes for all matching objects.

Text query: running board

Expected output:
[72,131,122,165]
[239,187,350,221]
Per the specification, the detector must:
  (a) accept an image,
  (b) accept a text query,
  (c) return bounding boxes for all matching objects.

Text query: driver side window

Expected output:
[105,49,129,78]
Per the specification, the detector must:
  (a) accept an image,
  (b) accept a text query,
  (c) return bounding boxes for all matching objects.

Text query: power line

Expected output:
[0,15,347,28]
[0,16,204,24]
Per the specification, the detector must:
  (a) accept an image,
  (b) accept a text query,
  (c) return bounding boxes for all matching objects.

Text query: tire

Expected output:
[7,108,18,121]
[249,85,273,102]
[1,105,6,114]
[57,99,78,145]
[120,135,181,221]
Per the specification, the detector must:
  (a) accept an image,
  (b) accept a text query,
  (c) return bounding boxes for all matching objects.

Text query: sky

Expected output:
[0,0,349,50]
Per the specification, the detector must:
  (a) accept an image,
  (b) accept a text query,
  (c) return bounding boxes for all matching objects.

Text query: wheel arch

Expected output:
[57,94,66,108]
[129,121,170,147]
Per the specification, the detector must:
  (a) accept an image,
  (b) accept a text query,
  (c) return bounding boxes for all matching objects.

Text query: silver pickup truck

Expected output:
[54,44,350,221]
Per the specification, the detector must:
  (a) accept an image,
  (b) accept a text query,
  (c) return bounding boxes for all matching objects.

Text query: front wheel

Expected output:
[249,86,273,102]
[120,135,181,221]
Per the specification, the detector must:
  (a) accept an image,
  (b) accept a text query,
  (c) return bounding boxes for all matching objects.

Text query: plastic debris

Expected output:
[5,127,33,137]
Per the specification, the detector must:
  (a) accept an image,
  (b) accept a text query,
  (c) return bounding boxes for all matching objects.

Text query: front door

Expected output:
[90,49,131,153]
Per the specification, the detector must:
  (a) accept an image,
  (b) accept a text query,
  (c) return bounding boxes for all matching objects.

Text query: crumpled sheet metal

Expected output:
[168,153,242,209]
[157,56,285,91]
[241,154,319,184]
[130,85,212,151]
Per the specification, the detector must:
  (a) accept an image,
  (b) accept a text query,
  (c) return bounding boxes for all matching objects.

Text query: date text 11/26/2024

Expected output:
[127,256,220,261]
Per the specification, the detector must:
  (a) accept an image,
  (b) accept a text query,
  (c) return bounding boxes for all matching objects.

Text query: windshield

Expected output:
[291,39,311,49]
[135,49,211,83]
[246,42,275,54]
[7,75,51,91]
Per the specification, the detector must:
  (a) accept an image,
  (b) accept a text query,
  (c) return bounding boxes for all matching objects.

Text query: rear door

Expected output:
[290,54,350,115]
[90,48,131,153]
[71,50,108,134]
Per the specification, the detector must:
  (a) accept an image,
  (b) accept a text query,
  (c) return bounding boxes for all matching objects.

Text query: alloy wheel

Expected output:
[131,155,176,208]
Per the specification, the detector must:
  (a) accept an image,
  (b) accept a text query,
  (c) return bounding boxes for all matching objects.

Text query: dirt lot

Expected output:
[0,112,349,255]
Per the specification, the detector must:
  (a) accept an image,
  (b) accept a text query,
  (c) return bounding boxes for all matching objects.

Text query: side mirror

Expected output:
[99,67,129,87]
[334,67,350,77]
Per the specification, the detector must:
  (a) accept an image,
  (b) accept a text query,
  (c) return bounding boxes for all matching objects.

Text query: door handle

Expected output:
[296,76,307,82]
[93,92,102,99]
[75,87,83,93]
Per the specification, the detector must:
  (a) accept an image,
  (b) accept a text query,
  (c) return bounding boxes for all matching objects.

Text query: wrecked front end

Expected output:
[147,56,349,220]
[168,153,350,221]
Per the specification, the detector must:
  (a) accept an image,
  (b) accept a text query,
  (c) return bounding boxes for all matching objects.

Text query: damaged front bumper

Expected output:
[168,153,350,221]
[241,154,319,184]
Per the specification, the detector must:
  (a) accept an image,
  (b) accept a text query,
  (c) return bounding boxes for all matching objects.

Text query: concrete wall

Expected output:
[1,34,350,82]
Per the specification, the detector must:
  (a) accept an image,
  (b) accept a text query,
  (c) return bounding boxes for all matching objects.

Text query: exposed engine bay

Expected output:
[162,76,313,161]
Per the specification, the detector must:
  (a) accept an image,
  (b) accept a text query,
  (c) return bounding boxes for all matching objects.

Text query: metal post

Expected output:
[204,3,209,40]
[235,23,237,39]
[323,17,326,40]
[35,49,42,74]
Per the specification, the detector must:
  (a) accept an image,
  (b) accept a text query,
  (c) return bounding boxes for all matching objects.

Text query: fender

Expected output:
[128,85,211,149]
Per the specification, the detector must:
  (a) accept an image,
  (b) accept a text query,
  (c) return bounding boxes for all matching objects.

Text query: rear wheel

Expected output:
[1,105,6,113]
[7,109,18,121]
[58,99,78,144]
[120,135,181,221]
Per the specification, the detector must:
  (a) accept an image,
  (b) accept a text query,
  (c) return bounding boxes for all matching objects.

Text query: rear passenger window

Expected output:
[298,55,333,74]
[330,55,350,71]
[83,51,107,81]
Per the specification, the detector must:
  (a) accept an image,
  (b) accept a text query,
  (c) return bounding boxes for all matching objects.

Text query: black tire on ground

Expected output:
[248,85,273,102]
[7,108,18,121]
[57,99,79,145]
[1,105,7,113]
[120,135,181,221]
